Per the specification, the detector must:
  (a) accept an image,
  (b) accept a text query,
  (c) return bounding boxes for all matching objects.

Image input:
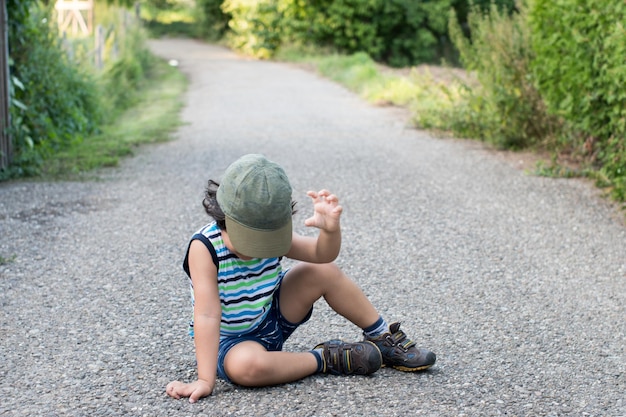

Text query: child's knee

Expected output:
[224,348,268,386]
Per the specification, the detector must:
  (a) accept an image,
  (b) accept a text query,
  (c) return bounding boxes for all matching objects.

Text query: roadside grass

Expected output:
[282,50,426,107]
[276,47,466,130]
[140,2,199,38]
[40,57,188,180]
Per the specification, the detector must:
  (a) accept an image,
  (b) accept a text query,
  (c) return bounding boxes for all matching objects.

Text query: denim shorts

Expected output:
[216,277,313,382]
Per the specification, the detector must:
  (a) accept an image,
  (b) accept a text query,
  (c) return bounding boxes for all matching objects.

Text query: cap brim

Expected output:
[225,216,292,258]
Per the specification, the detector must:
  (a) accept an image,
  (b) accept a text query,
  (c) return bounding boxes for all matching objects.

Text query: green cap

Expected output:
[216,154,293,258]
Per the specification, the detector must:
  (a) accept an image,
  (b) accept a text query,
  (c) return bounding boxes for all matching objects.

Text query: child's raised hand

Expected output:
[304,190,343,232]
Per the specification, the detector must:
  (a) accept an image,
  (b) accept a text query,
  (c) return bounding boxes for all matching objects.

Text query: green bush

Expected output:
[5,3,102,178]
[299,0,461,66]
[529,0,626,201]
[218,0,520,66]
[194,0,520,67]
[307,0,383,60]
[447,3,559,149]
[100,18,156,118]
[373,0,454,66]
[221,0,284,58]
[451,0,518,28]
[196,0,231,39]
[3,1,159,180]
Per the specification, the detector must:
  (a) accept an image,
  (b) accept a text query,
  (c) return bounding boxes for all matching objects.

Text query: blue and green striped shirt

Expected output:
[183,221,283,338]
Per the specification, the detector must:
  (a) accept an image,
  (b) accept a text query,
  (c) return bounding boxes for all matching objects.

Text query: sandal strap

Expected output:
[323,341,354,374]
[388,328,416,351]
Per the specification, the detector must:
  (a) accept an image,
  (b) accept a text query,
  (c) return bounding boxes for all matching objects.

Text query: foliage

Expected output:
[3,1,163,180]
[100,0,138,7]
[195,0,231,40]
[304,52,419,107]
[221,0,284,59]
[141,0,200,38]
[529,0,626,201]
[41,57,187,178]
[410,73,471,136]
[217,0,517,66]
[98,6,158,118]
[446,2,559,149]
[138,0,517,66]
[294,0,454,67]
[5,3,102,178]
[451,0,518,27]
[374,0,452,66]
[315,52,384,93]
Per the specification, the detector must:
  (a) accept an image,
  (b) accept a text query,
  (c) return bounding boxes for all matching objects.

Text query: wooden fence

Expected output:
[61,24,119,70]
[61,4,140,70]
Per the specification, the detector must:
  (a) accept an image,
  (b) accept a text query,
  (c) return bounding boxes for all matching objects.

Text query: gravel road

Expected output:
[1,38,624,417]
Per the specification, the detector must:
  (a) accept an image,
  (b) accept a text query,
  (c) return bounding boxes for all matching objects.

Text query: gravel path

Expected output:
[1,38,624,417]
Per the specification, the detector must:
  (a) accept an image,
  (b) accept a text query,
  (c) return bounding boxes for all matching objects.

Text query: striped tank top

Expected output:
[183,221,283,338]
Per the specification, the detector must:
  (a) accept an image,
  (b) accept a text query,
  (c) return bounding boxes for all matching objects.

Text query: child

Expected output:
[166,154,436,403]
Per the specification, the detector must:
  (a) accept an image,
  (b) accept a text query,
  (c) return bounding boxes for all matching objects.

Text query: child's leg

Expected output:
[279,262,437,372]
[278,262,380,329]
[223,341,318,386]
[223,262,382,386]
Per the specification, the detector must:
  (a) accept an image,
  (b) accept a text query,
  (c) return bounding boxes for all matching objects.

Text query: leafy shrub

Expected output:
[100,16,156,118]
[411,76,488,139]
[373,0,453,66]
[218,0,520,67]
[3,1,159,180]
[287,0,458,66]
[221,0,284,58]
[452,0,518,29]
[196,0,521,67]
[447,3,559,149]
[306,0,383,59]
[529,0,626,200]
[195,0,231,39]
[5,3,102,178]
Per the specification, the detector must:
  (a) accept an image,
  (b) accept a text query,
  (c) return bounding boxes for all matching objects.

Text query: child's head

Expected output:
[202,154,296,258]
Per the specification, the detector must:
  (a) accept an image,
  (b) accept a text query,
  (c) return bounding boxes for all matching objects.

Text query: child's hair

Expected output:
[203,179,298,230]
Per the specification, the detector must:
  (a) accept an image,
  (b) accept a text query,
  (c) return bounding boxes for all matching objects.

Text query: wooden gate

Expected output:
[55,0,94,36]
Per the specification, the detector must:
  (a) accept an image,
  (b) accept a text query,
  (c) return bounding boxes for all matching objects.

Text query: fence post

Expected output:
[94,24,104,69]
[62,31,75,62]
[0,0,11,170]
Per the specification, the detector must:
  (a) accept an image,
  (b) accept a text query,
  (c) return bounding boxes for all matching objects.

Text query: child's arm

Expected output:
[287,189,343,263]
[167,240,221,403]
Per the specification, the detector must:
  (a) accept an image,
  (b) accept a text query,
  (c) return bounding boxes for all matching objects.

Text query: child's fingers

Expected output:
[189,386,202,403]
[307,190,340,206]
[166,381,184,399]
[317,189,331,197]
[307,190,334,199]
[325,194,338,204]
[189,384,213,403]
